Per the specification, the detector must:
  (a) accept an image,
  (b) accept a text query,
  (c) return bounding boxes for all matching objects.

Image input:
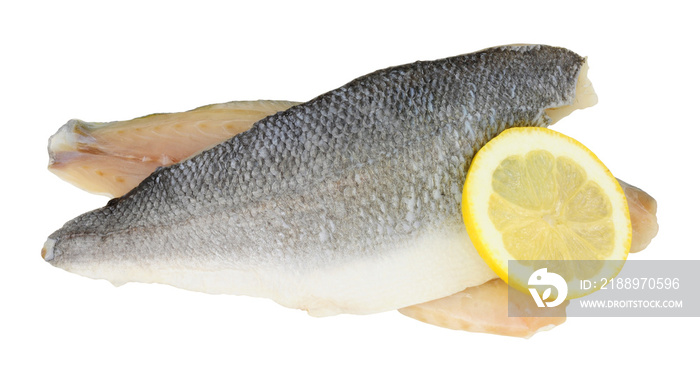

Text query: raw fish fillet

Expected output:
[48,101,299,197]
[43,45,599,317]
[398,278,567,338]
[617,179,659,253]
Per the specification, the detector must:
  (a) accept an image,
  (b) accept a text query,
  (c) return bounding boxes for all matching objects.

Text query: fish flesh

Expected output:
[48,100,299,197]
[398,278,567,338]
[43,45,598,317]
[618,179,659,253]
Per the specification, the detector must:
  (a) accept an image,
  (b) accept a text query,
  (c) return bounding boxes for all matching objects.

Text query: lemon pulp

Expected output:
[463,127,631,299]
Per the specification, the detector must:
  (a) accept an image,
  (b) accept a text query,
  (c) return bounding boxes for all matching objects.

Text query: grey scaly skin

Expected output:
[44,45,587,316]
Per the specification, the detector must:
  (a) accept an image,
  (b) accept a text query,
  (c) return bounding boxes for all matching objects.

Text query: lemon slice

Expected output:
[463,127,631,299]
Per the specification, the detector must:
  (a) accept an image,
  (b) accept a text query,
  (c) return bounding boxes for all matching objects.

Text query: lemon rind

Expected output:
[462,127,631,299]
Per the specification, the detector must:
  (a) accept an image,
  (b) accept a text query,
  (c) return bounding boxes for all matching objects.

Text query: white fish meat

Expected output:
[399,278,568,338]
[48,100,299,197]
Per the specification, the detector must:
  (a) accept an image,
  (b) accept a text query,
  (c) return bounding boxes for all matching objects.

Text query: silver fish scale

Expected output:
[49,45,583,271]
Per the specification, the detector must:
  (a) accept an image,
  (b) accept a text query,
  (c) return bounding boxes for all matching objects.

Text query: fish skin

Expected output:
[44,45,588,316]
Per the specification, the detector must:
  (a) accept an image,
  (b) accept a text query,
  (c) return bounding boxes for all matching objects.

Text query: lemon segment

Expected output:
[463,127,631,299]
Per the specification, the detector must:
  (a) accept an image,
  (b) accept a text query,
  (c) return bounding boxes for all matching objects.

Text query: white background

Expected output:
[2,1,698,373]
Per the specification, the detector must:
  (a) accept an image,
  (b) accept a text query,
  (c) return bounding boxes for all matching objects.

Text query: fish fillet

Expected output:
[398,278,568,338]
[44,45,596,317]
[617,179,659,253]
[48,101,299,197]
